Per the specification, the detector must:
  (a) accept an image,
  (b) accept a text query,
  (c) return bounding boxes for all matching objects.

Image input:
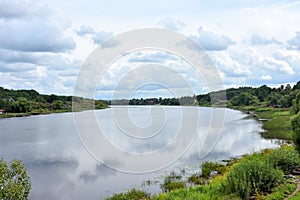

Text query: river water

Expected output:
[0,106,280,199]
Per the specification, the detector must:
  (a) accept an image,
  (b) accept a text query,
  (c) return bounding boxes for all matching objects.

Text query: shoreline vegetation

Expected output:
[0,86,109,118]
[1,81,300,199]
[105,145,300,200]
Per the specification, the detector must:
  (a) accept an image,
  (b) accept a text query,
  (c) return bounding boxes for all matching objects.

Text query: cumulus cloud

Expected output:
[128,51,179,63]
[92,31,113,44]
[210,51,251,77]
[259,56,294,75]
[261,75,272,80]
[287,32,300,50]
[76,25,95,36]
[0,0,76,52]
[190,27,235,51]
[250,34,282,45]
[0,0,47,18]
[274,49,300,74]
[0,62,36,72]
[158,18,185,31]
[230,47,294,75]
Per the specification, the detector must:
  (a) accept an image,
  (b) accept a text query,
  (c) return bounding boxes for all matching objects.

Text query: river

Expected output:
[0,106,280,199]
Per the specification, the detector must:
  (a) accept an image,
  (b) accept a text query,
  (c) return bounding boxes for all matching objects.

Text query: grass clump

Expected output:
[222,158,283,199]
[264,181,296,200]
[160,172,185,192]
[201,161,226,179]
[104,189,150,200]
[267,145,300,174]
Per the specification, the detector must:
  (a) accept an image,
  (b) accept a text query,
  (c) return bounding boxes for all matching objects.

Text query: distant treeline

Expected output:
[1,80,299,113]
[0,87,108,113]
[108,81,300,108]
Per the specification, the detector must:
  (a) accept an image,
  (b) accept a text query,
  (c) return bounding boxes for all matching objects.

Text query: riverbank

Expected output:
[105,145,300,200]
[232,105,294,141]
[0,105,109,119]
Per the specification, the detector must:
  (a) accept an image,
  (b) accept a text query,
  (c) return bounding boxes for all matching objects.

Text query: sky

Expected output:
[0,0,300,99]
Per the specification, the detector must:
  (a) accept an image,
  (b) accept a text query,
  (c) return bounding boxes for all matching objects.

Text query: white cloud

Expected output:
[210,51,251,77]
[0,0,48,18]
[0,0,76,52]
[92,31,113,44]
[287,32,300,50]
[0,0,299,97]
[128,51,179,63]
[250,34,282,46]
[261,75,272,80]
[158,18,185,31]
[190,27,235,51]
[76,25,95,36]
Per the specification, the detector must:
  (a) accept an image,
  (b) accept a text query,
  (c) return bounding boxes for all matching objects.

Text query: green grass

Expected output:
[289,190,300,200]
[234,106,294,140]
[256,108,293,140]
[264,182,296,200]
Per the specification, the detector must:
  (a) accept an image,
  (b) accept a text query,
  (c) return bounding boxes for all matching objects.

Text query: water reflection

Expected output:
[0,107,280,199]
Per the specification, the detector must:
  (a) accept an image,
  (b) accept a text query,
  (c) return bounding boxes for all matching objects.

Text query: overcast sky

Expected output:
[0,0,300,99]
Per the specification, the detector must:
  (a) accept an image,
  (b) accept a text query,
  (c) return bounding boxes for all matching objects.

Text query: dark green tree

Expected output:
[292,113,300,152]
[292,92,300,114]
[0,159,31,199]
[230,92,259,106]
[293,81,300,90]
[255,85,271,102]
[52,100,64,110]
[11,97,31,113]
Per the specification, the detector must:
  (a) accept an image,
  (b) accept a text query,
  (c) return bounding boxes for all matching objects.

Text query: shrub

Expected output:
[187,174,205,185]
[0,159,31,200]
[267,146,300,174]
[161,172,185,192]
[201,161,226,179]
[105,189,150,200]
[223,159,283,199]
[292,113,300,152]
[162,181,186,192]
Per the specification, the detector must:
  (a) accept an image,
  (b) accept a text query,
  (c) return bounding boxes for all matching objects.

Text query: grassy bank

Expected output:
[232,105,294,140]
[105,145,300,200]
[0,105,109,118]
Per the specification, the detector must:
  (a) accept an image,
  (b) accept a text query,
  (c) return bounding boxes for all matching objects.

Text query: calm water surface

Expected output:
[0,106,280,199]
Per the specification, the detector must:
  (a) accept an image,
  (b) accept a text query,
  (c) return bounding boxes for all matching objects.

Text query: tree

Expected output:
[255,85,271,102]
[0,98,4,109]
[52,100,64,110]
[292,92,300,114]
[293,81,300,90]
[10,97,31,113]
[268,92,282,106]
[230,92,259,106]
[292,113,300,152]
[0,159,31,199]
[285,84,292,93]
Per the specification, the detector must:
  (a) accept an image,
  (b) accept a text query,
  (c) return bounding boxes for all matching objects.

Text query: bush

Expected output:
[201,161,226,179]
[162,181,186,192]
[292,113,300,152]
[267,146,300,174]
[223,159,283,199]
[0,159,31,200]
[161,172,185,192]
[105,189,150,200]
[187,174,205,185]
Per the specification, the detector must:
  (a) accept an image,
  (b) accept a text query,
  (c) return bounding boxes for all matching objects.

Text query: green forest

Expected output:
[122,81,300,108]
[1,81,300,115]
[0,87,108,116]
